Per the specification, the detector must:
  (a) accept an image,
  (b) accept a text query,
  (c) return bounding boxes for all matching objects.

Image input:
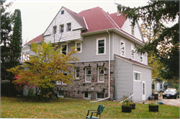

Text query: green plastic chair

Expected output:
[86,105,105,119]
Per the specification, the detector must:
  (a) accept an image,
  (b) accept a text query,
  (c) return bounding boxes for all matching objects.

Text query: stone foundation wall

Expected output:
[55,60,115,100]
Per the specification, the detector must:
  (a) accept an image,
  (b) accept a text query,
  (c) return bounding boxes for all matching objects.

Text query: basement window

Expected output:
[97,93,104,98]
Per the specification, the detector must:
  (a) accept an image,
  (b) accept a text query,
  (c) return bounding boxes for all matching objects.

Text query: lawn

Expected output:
[1,96,179,118]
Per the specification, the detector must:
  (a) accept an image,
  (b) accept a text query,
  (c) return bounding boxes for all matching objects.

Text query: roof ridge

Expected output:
[98,7,119,29]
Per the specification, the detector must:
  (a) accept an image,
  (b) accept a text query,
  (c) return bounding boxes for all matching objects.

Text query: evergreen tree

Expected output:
[1,1,13,81]
[118,0,179,81]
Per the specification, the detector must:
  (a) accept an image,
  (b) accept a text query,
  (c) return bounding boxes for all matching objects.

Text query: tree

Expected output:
[7,40,78,100]
[118,0,179,81]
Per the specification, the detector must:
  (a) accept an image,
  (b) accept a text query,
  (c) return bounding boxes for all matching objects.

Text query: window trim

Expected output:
[61,43,68,55]
[131,45,135,60]
[85,67,91,83]
[98,67,104,83]
[120,41,125,57]
[134,71,141,82]
[96,38,106,55]
[75,41,82,53]
[84,92,91,99]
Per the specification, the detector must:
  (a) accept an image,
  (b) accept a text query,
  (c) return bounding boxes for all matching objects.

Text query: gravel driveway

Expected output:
[137,96,180,107]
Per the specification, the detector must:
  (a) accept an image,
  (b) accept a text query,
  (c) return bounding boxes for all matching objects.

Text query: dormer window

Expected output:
[53,26,57,34]
[67,23,71,31]
[60,24,64,33]
[61,10,64,15]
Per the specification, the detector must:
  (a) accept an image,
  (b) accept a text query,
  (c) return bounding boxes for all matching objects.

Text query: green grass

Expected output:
[1,96,179,118]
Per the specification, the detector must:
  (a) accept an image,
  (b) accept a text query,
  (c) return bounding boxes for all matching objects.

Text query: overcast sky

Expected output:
[6,0,149,45]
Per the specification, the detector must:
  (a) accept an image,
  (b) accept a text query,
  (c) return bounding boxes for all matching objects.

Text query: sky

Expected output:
[6,0,149,45]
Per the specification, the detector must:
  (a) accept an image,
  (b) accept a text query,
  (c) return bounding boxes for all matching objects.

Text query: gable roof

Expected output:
[26,34,43,45]
[63,6,86,29]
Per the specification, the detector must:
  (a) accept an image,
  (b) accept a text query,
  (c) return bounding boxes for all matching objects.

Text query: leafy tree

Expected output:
[118,0,179,81]
[7,40,78,100]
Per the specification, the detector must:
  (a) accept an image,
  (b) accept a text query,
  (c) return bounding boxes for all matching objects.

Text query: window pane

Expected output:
[98,40,104,47]
[98,47,104,53]
[62,45,67,55]
[86,75,91,81]
[76,67,80,78]
[60,25,64,33]
[135,73,140,80]
[86,68,91,74]
[77,43,81,51]
[97,93,104,98]
[85,92,88,98]
[99,75,104,81]
[67,23,71,31]
[53,26,57,34]
[59,91,64,95]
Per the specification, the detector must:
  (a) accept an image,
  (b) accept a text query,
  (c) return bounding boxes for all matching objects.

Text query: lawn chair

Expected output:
[86,105,105,119]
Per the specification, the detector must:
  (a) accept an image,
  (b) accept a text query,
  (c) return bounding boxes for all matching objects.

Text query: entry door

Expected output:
[142,81,146,100]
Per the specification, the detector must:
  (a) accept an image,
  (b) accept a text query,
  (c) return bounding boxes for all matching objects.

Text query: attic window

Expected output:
[61,10,64,15]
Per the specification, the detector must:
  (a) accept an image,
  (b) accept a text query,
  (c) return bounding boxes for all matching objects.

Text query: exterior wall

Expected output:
[114,56,133,101]
[133,65,152,102]
[121,18,143,42]
[112,33,148,65]
[44,7,82,43]
[54,61,115,100]
[60,33,112,62]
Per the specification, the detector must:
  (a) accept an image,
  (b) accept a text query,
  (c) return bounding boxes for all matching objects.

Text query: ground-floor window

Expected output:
[58,91,64,97]
[97,93,104,98]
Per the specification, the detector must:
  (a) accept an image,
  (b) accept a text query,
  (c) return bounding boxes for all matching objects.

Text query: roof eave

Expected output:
[81,28,145,46]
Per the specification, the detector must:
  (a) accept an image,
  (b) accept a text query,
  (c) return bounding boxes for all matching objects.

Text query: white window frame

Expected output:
[131,45,135,60]
[75,67,80,79]
[120,41,125,57]
[98,67,104,83]
[134,71,141,81]
[96,38,106,55]
[85,67,91,82]
[96,93,104,99]
[61,43,68,55]
[75,41,82,53]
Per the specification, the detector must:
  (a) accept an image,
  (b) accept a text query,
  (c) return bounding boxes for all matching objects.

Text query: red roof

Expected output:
[78,7,126,33]
[26,34,43,44]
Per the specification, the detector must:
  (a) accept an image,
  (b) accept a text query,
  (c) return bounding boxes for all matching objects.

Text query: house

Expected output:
[22,6,152,102]
[154,78,166,92]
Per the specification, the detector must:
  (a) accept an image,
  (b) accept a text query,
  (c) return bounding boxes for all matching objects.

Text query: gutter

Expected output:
[90,30,111,102]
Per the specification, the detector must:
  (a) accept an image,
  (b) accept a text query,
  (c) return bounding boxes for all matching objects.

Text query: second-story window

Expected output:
[61,44,68,55]
[85,67,91,82]
[67,23,71,31]
[53,26,57,34]
[131,45,135,60]
[97,38,106,55]
[75,41,82,53]
[60,24,64,33]
[120,41,125,56]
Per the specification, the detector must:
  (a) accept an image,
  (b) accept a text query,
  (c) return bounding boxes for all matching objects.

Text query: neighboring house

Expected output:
[22,6,152,102]
[154,78,166,92]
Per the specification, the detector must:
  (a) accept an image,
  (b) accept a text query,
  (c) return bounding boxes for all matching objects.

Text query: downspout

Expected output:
[90,30,111,102]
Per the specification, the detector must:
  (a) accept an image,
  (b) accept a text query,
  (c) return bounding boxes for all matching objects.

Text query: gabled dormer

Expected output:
[43,6,87,43]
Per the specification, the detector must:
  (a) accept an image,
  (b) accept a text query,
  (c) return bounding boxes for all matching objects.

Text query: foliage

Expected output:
[118,0,179,81]
[7,40,78,99]
[1,96,179,118]
[149,102,158,106]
